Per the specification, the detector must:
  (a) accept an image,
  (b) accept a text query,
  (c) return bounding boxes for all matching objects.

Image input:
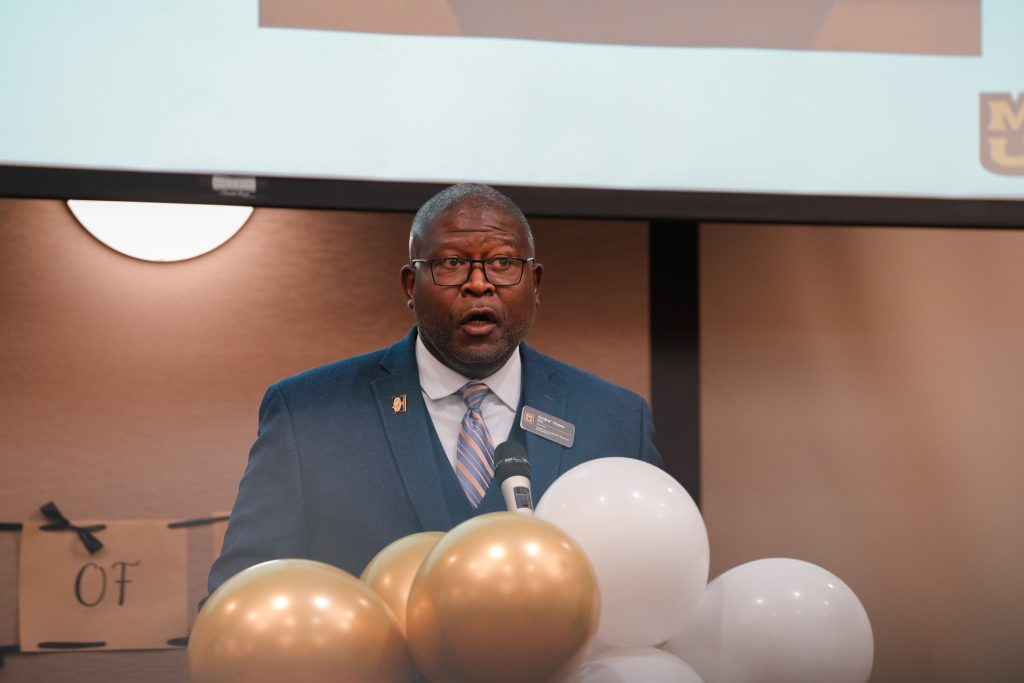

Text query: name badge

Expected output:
[520,406,575,448]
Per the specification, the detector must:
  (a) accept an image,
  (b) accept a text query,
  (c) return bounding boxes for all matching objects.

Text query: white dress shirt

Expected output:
[415,335,521,468]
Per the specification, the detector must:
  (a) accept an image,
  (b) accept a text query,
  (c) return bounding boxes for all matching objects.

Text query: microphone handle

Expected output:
[500,475,534,515]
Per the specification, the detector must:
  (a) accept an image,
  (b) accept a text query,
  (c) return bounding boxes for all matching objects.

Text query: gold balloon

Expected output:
[361,531,445,634]
[406,512,600,683]
[189,559,412,683]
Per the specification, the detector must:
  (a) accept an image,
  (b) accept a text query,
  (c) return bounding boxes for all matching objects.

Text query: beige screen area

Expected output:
[0,199,648,682]
[261,0,980,55]
[701,223,1024,681]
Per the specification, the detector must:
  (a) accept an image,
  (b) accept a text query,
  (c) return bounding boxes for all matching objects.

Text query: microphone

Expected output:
[493,442,533,515]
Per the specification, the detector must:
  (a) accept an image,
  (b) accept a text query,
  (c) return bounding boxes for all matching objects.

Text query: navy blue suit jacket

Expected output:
[208,329,660,595]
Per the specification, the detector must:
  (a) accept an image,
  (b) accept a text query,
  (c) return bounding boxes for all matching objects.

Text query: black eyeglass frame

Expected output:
[411,257,537,287]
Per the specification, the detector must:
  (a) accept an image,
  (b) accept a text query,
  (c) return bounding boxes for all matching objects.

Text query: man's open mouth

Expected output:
[460,310,498,333]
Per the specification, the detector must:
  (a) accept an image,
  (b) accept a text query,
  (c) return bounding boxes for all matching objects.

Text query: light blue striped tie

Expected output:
[456,383,495,507]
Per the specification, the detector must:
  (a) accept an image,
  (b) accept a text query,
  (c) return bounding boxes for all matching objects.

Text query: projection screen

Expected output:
[0,0,1021,201]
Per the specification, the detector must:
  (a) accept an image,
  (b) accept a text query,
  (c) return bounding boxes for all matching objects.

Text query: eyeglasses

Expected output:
[412,256,536,287]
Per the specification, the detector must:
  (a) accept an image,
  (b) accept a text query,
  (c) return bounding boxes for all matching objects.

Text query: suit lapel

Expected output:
[371,331,452,531]
[519,345,567,495]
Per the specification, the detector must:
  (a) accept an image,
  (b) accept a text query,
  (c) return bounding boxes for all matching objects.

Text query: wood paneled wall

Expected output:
[701,223,1024,682]
[0,199,648,682]
[10,197,1021,681]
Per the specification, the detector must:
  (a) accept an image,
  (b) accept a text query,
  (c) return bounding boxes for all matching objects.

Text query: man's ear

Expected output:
[531,261,543,305]
[400,264,416,301]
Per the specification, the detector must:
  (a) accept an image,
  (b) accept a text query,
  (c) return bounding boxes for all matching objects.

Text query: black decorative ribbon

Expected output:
[0,643,19,669]
[38,502,105,554]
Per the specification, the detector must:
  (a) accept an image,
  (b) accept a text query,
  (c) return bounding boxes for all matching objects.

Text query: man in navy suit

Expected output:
[208,183,660,595]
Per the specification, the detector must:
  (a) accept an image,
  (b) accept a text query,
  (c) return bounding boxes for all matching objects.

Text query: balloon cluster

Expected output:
[189,458,873,683]
[536,458,874,683]
[188,559,412,683]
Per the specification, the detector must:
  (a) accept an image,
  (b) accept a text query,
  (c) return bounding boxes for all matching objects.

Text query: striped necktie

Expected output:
[456,382,496,507]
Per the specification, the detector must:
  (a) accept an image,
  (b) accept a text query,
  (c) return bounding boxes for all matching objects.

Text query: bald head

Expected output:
[409,183,534,259]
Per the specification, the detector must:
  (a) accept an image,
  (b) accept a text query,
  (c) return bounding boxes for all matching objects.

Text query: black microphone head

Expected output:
[494,441,531,482]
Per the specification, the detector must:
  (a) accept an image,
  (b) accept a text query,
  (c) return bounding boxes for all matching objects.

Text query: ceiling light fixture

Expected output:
[67,200,254,262]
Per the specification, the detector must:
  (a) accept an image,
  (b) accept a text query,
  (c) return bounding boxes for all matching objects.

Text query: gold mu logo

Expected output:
[981,92,1024,176]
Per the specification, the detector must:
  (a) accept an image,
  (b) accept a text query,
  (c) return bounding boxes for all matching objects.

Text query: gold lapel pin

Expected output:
[391,394,408,414]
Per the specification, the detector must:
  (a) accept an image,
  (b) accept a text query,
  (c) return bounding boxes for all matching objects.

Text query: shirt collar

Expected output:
[415,333,522,410]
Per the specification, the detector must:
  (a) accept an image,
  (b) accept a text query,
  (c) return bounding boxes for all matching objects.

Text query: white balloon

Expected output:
[569,647,705,683]
[536,457,709,647]
[583,638,614,660]
[665,558,874,683]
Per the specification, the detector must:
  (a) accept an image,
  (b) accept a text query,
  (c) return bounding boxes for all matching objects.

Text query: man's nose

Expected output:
[462,261,495,295]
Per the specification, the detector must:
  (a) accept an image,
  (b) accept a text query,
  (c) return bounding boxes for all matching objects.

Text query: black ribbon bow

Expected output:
[39,501,104,554]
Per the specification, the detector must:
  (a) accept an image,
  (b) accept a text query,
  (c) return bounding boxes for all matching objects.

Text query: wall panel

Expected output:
[0,199,649,681]
[701,222,1024,682]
